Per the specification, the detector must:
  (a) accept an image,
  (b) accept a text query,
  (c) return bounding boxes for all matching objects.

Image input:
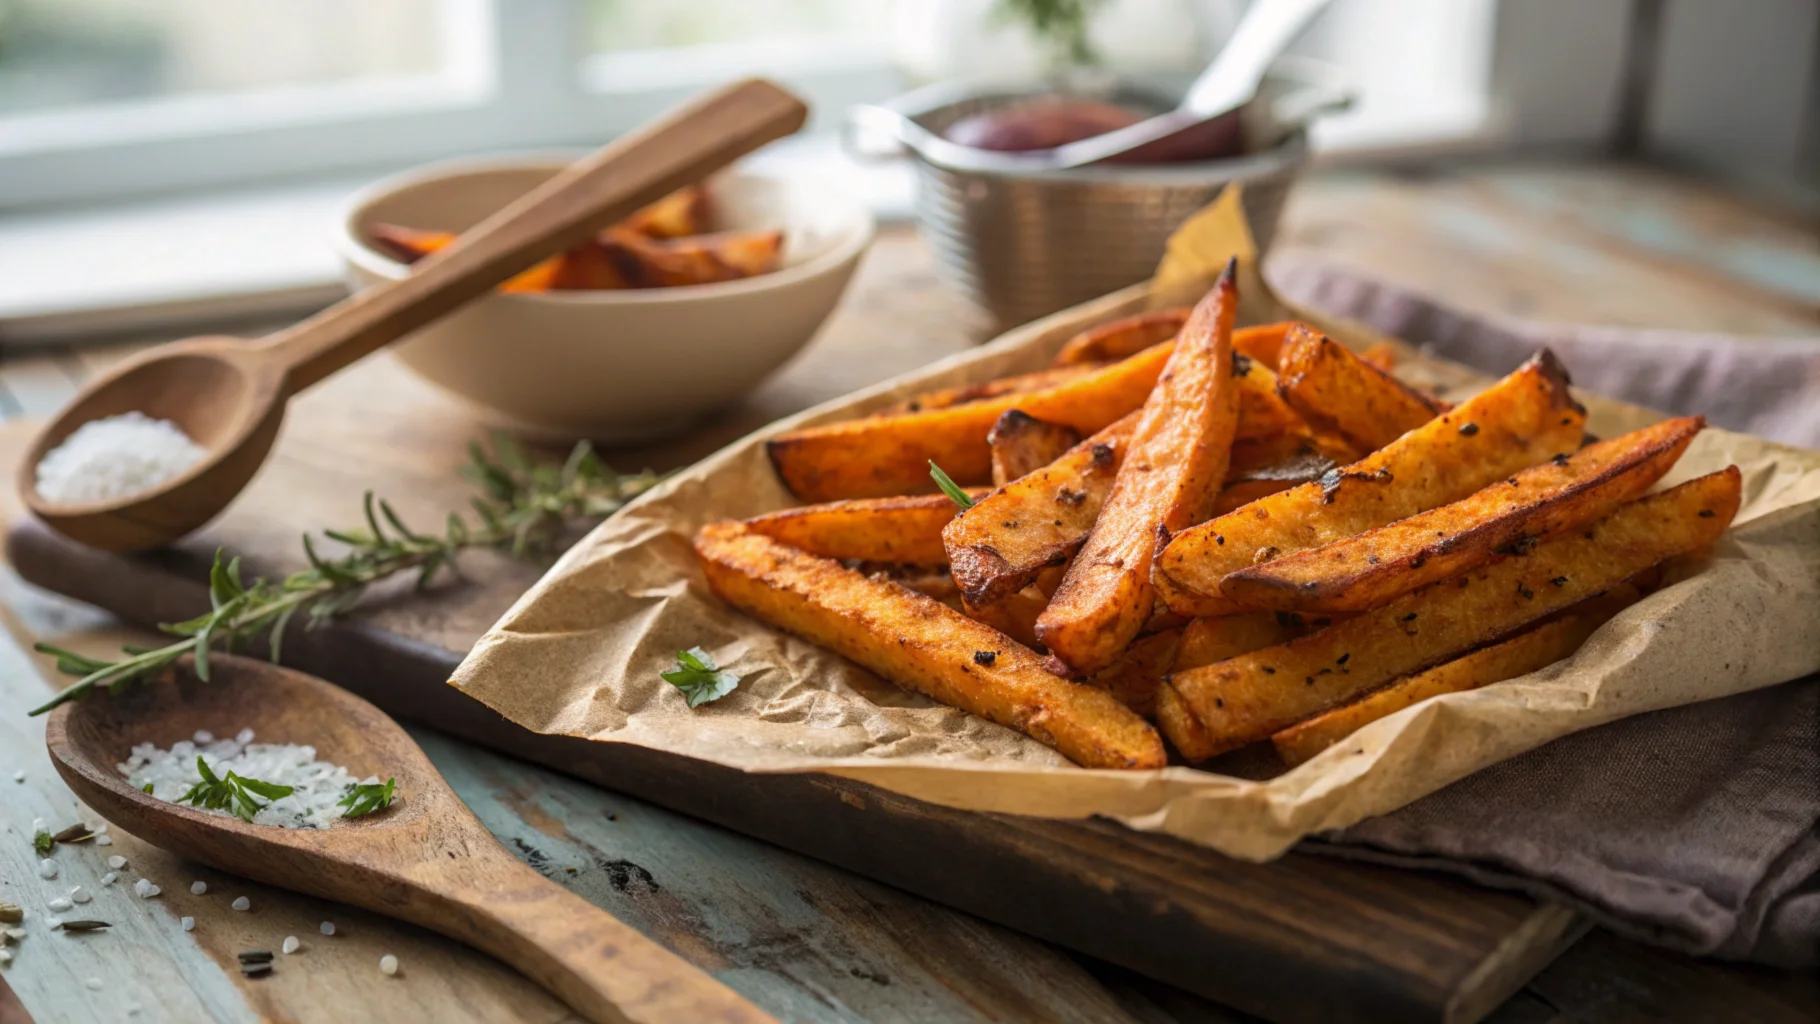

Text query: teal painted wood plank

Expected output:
[418,728,1156,1024]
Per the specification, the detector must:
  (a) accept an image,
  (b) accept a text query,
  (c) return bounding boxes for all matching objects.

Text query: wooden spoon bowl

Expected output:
[46,654,772,1024]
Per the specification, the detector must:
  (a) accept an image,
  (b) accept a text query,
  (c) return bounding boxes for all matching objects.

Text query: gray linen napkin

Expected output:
[1270,260,1820,969]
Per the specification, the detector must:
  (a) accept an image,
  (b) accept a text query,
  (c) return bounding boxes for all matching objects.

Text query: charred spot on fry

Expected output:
[1459,422,1480,436]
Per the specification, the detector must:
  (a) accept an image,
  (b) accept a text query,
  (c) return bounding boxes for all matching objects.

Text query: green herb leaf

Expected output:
[230,773,295,801]
[338,778,397,819]
[928,461,975,510]
[661,647,742,708]
[32,830,53,856]
[141,783,154,794]
[177,757,293,822]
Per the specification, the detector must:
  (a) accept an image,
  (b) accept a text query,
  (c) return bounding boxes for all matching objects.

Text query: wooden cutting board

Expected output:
[3,270,1583,1024]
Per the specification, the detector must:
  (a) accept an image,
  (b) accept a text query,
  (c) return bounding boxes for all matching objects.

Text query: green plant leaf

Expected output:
[929,461,975,510]
[661,647,741,709]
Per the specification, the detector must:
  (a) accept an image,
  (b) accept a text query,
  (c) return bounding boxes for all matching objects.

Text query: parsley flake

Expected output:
[338,778,397,819]
[662,647,742,708]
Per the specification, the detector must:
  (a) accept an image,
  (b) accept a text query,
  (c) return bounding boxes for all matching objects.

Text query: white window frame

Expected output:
[0,0,899,211]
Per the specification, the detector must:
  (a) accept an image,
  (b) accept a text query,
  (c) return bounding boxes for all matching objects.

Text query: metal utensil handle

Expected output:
[1181,0,1338,117]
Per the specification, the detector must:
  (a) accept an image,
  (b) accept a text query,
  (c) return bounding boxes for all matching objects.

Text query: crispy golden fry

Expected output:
[1038,267,1242,674]
[1358,342,1399,371]
[368,224,623,292]
[768,340,1177,501]
[1154,611,1322,761]
[744,490,987,565]
[1084,629,1180,718]
[1154,351,1587,617]
[1270,583,1645,766]
[945,413,1138,606]
[1052,309,1188,366]
[1221,416,1705,613]
[1276,325,1449,452]
[1231,356,1309,441]
[1155,682,1218,761]
[694,523,1165,769]
[989,410,1083,486]
[1210,441,1345,517]
[875,366,1100,416]
[892,570,963,608]
[1171,469,1741,756]
[621,185,710,239]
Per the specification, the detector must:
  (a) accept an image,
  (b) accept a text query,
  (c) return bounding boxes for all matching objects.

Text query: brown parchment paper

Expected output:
[449,188,1820,862]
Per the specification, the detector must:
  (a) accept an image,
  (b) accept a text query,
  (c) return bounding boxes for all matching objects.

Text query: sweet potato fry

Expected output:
[1221,416,1705,613]
[1154,351,1587,617]
[1270,583,1645,766]
[621,184,709,239]
[694,522,1165,769]
[1359,342,1399,371]
[1231,356,1309,441]
[768,340,1177,501]
[1276,325,1449,452]
[368,224,580,292]
[1083,629,1180,718]
[947,414,1139,606]
[875,366,1100,416]
[1052,309,1188,365]
[963,589,1048,650]
[1210,446,1340,517]
[989,410,1083,486]
[1037,266,1242,674]
[744,490,987,565]
[1171,468,1741,756]
[1156,611,1325,762]
[1231,322,1298,371]
[600,227,783,288]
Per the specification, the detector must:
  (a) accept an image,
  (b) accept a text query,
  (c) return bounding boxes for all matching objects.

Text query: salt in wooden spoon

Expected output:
[20,77,808,553]
[45,653,775,1024]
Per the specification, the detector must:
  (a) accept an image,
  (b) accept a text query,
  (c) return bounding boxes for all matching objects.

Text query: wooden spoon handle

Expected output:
[422,850,774,1024]
[258,77,808,394]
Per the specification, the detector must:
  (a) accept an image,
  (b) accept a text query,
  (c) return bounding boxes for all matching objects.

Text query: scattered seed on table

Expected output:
[180,917,195,932]
[0,904,21,924]
[379,954,399,976]
[319,921,336,936]
[47,898,72,913]
[231,897,250,912]
[282,936,300,954]
[52,824,92,844]
[106,856,126,870]
[133,879,161,899]
[189,881,208,895]
[61,920,109,933]
[93,835,112,847]
[69,887,91,905]
[237,950,273,963]
[241,962,272,978]
[100,873,117,886]
[37,860,58,881]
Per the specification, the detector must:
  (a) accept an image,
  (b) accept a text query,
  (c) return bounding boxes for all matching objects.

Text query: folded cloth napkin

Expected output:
[1272,260,1820,968]
[1268,258,1820,450]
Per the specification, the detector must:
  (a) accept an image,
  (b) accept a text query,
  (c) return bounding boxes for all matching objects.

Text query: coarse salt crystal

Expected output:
[190,881,208,895]
[107,856,126,869]
[46,898,71,913]
[69,887,91,905]
[93,835,112,846]
[0,950,11,965]
[4,928,24,940]
[319,921,336,936]
[180,916,195,932]
[44,917,61,930]
[37,860,58,880]
[34,412,206,505]
[231,896,250,911]
[133,878,160,899]
[100,873,117,886]
[121,731,371,830]
[84,977,102,991]
[282,936,300,954]
[379,954,398,976]
[11,770,22,783]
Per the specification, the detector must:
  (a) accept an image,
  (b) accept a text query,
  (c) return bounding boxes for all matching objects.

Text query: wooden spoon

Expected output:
[45,654,775,1024]
[19,77,808,553]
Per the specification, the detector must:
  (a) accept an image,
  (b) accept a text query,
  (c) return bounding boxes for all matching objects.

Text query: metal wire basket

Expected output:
[851,62,1348,328]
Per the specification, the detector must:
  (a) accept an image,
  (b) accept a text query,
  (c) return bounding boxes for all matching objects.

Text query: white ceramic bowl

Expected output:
[338,156,874,440]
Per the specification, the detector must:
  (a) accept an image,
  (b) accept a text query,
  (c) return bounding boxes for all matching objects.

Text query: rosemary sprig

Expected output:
[339,778,397,819]
[929,461,975,510]
[31,435,660,716]
[180,756,294,822]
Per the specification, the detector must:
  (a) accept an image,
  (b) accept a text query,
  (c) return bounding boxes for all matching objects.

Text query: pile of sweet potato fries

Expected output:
[371,185,783,292]
[694,265,1741,770]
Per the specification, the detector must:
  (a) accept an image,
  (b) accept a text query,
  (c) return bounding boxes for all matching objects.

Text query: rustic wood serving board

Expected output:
[4,253,1586,1023]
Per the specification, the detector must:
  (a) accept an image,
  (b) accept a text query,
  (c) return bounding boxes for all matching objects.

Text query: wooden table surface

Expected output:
[0,161,1816,1024]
